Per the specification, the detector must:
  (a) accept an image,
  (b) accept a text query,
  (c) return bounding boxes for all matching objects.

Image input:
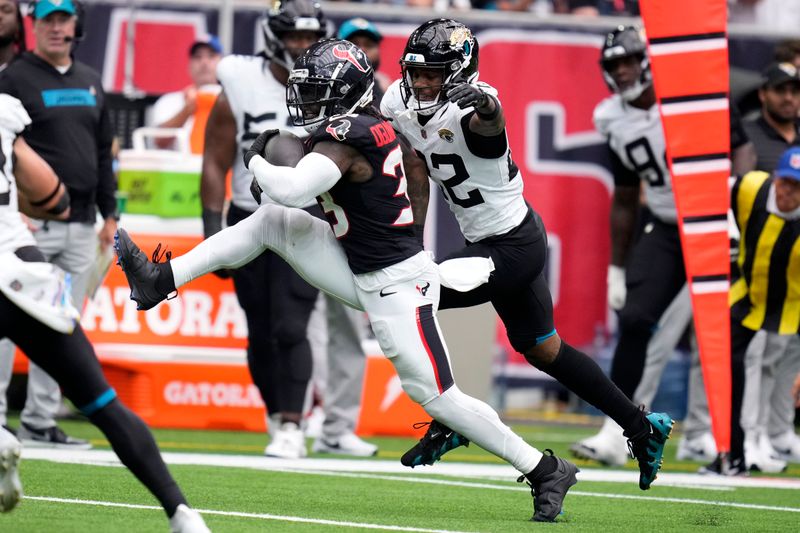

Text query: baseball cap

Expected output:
[189,34,223,57]
[775,147,800,181]
[762,62,800,89]
[337,18,382,43]
[33,0,76,19]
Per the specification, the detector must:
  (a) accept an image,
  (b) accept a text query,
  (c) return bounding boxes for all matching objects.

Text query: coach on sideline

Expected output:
[0,0,116,448]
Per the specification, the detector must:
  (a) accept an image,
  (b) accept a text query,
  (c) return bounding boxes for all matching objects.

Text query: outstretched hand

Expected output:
[243,129,280,169]
[447,83,488,110]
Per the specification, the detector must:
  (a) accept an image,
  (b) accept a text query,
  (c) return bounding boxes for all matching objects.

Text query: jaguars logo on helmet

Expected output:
[600,25,652,102]
[399,19,480,115]
[287,39,375,130]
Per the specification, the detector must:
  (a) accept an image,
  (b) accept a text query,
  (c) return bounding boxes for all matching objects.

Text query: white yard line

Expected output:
[17,448,800,521]
[569,491,800,513]
[24,496,478,533]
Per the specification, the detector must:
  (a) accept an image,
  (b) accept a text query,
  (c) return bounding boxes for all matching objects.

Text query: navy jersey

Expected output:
[309,112,421,274]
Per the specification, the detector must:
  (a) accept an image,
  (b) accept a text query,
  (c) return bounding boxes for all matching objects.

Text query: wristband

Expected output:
[46,189,71,216]
[475,95,500,121]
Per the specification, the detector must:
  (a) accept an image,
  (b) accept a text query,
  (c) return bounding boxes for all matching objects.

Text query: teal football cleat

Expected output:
[626,411,673,490]
[400,420,469,467]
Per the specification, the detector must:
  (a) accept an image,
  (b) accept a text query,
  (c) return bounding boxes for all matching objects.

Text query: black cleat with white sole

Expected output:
[114,228,175,311]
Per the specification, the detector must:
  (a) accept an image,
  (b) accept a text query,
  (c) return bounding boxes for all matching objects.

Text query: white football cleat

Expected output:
[0,426,22,513]
[770,431,800,463]
[304,406,325,440]
[266,413,281,439]
[169,504,211,533]
[265,422,307,459]
[569,418,628,467]
[676,432,717,462]
[312,432,378,457]
[745,433,787,473]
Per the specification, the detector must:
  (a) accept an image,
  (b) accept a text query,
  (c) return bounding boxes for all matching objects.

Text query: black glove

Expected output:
[250,176,264,205]
[243,129,280,169]
[202,208,233,279]
[447,83,488,110]
[202,207,223,239]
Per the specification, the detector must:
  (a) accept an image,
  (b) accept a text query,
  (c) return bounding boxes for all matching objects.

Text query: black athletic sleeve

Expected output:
[609,144,639,187]
[95,89,117,220]
[459,111,508,159]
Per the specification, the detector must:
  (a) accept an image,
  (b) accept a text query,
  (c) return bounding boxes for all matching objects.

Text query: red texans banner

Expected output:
[639,0,732,452]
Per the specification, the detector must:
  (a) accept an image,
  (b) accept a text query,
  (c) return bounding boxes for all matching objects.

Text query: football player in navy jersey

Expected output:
[116,39,579,522]
[379,19,673,491]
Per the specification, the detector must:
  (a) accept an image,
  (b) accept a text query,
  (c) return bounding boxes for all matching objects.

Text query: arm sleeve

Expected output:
[95,95,117,219]
[609,145,639,187]
[249,151,342,208]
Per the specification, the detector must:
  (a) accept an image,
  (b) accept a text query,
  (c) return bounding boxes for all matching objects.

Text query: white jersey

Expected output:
[594,94,676,224]
[381,80,528,242]
[216,55,307,211]
[0,94,36,255]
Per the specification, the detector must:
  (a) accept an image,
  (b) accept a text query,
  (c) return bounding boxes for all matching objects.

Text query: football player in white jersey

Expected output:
[570,26,721,467]
[201,0,376,458]
[0,94,208,530]
[379,19,673,491]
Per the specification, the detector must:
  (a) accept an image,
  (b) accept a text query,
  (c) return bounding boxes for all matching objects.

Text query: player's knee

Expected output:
[274,318,308,346]
[618,309,654,336]
[521,333,561,367]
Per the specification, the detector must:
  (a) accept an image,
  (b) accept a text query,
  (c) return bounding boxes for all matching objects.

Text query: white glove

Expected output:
[607,265,626,311]
[0,94,31,136]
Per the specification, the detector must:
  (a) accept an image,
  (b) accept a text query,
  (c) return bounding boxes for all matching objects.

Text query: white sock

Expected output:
[171,212,268,287]
[424,385,542,474]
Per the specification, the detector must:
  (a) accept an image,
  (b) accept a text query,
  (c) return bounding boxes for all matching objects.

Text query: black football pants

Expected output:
[227,203,317,417]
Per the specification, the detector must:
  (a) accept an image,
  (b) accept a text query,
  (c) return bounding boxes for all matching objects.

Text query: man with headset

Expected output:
[0,0,116,448]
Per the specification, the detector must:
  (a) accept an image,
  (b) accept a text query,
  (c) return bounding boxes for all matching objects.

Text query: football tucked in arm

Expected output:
[264,131,306,167]
[249,131,306,204]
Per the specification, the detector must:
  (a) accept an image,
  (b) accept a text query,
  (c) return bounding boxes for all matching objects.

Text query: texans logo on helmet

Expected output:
[326,119,351,141]
[332,44,368,73]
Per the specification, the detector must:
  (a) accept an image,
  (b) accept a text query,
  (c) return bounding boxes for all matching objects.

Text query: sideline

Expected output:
[22,448,800,491]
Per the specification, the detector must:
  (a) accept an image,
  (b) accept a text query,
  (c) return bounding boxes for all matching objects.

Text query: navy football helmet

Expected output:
[399,19,479,115]
[600,25,652,102]
[287,39,374,129]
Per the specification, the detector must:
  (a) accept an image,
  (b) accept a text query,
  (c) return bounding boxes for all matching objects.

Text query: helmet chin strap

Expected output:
[620,80,651,102]
[344,82,375,116]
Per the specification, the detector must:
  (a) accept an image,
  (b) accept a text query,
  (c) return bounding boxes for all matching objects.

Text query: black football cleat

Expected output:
[114,228,175,311]
[518,450,579,522]
[625,411,674,490]
[698,453,748,477]
[400,420,469,468]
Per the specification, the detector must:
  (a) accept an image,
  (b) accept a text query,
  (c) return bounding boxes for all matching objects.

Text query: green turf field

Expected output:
[2,417,799,532]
